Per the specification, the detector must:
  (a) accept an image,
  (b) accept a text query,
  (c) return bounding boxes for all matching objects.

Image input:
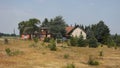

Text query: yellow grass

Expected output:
[0,39,120,68]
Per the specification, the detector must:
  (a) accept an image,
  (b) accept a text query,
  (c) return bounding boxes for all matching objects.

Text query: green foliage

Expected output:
[5,48,23,56]
[93,21,110,44]
[88,37,98,48]
[66,63,75,68]
[41,16,67,38]
[18,18,40,36]
[64,54,69,59]
[50,16,67,38]
[41,18,50,27]
[44,37,50,42]
[66,40,71,46]
[57,39,62,43]
[48,39,56,51]
[5,48,11,56]
[70,37,78,46]
[112,34,120,47]
[4,38,8,44]
[88,55,99,65]
[85,21,110,44]
[77,36,87,47]
[33,37,39,43]
[69,36,87,47]
[107,36,116,48]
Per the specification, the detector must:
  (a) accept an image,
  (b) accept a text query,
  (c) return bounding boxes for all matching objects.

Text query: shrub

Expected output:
[5,48,23,56]
[66,63,75,68]
[107,39,116,48]
[5,48,11,56]
[99,50,103,57]
[88,37,98,48]
[57,39,62,43]
[88,55,99,65]
[66,40,71,46]
[48,39,56,51]
[44,37,50,42]
[4,38,8,44]
[77,36,87,47]
[69,36,88,47]
[33,37,39,43]
[64,54,69,59]
[114,45,117,50]
[70,37,78,46]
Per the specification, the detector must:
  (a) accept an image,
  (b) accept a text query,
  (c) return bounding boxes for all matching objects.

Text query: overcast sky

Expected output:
[0,0,120,35]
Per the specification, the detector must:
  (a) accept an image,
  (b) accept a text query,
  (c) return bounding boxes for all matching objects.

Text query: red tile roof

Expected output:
[65,26,74,34]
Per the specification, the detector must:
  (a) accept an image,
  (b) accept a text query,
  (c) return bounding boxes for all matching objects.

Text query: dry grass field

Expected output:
[0,39,120,68]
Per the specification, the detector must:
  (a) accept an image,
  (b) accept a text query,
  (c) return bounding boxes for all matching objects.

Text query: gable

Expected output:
[71,27,86,39]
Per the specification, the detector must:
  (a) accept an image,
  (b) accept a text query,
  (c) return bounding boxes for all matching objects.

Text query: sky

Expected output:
[0,0,120,35]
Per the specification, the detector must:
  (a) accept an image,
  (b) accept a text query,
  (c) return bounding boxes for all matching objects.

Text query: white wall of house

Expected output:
[71,27,86,39]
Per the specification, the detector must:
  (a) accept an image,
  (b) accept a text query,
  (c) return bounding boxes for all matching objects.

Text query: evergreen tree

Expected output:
[94,21,110,44]
[107,36,116,48]
[112,34,120,46]
[42,18,49,27]
[77,35,87,47]
[89,36,98,48]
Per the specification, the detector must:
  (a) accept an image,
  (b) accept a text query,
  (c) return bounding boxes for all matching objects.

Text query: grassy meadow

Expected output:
[0,38,120,68]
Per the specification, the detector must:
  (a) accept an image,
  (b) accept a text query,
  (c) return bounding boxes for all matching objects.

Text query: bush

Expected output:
[5,48,11,56]
[107,39,116,48]
[5,48,23,56]
[4,38,8,44]
[48,39,56,51]
[44,37,50,42]
[114,45,117,50]
[66,40,71,46]
[88,55,99,65]
[77,36,87,47]
[33,37,39,43]
[69,36,88,47]
[99,50,103,57]
[57,39,62,43]
[88,37,98,48]
[70,37,78,46]
[64,54,69,59]
[66,63,75,68]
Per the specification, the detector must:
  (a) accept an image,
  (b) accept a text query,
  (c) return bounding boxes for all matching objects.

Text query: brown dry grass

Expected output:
[0,39,120,68]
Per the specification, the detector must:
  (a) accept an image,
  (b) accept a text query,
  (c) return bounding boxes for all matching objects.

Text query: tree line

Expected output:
[0,32,16,37]
[18,16,120,47]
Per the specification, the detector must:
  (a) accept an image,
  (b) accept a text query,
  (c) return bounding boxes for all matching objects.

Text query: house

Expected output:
[65,26,86,39]
[21,27,33,40]
[21,26,86,40]
[39,27,51,40]
[21,27,51,40]
[21,34,30,40]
